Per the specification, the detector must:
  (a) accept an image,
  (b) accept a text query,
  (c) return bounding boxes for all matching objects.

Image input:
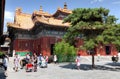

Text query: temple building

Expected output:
[7,4,117,56]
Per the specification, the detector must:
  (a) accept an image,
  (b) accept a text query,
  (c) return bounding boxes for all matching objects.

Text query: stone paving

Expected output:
[0,68,5,79]
[1,56,120,79]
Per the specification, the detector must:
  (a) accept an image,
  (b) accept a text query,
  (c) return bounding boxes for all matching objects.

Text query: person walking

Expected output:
[33,53,38,72]
[53,54,57,64]
[45,55,48,67]
[13,54,20,72]
[40,55,46,68]
[2,54,9,77]
[75,54,81,70]
[97,53,100,62]
[25,53,30,64]
[38,53,42,65]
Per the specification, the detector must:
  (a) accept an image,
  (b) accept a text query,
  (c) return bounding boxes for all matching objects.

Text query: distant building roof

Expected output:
[33,6,52,17]
[7,8,34,30]
[34,16,70,27]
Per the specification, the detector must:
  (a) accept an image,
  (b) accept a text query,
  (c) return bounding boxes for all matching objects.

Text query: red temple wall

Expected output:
[13,37,118,56]
[13,37,56,56]
[76,39,118,56]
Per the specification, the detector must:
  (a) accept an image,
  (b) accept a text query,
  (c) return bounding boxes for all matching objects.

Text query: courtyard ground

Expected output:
[1,56,120,79]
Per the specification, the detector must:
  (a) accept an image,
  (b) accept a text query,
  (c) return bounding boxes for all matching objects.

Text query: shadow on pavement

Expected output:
[59,63,92,70]
[0,68,7,79]
[105,62,120,70]
[59,62,120,71]
[105,62,120,66]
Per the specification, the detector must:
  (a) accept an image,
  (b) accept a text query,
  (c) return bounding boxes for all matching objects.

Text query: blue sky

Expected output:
[4,0,120,32]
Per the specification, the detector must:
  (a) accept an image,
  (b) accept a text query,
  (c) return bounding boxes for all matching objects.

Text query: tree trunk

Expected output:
[92,52,95,68]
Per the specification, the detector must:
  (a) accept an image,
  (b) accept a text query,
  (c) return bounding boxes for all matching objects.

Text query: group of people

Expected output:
[12,53,38,72]
[16,53,58,72]
[38,53,48,68]
[23,53,38,72]
[1,52,81,77]
[38,54,58,67]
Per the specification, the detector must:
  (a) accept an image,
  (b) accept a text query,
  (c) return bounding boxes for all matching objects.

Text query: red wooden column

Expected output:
[111,45,118,56]
[40,37,51,56]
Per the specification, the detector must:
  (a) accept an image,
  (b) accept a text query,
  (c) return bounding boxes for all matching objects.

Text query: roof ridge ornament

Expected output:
[39,6,43,12]
[64,2,67,9]
[16,8,22,14]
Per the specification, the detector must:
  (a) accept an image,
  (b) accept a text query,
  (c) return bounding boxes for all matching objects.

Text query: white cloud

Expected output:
[5,11,14,20]
[112,1,120,4]
[4,11,14,32]
[91,0,103,4]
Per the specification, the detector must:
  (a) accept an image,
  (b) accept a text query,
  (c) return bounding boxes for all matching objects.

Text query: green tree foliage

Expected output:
[54,41,77,62]
[63,7,118,67]
[0,51,4,58]
[102,24,120,51]
[63,7,118,50]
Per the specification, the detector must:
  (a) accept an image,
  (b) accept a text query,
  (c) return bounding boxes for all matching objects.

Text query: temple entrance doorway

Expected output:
[105,46,111,55]
[50,44,55,55]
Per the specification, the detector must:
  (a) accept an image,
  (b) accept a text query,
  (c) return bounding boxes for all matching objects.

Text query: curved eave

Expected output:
[34,17,70,27]
[7,22,33,31]
[35,20,69,28]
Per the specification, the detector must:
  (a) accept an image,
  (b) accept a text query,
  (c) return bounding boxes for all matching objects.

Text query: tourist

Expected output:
[75,54,81,70]
[13,54,20,72]
[26,53,30,63]
[2,54,9,77]
[25,55,34,72]
[40,55,46,68]
[33,53,38,72]
[97,53,100,62]
[45,55,48,67]
[29,55,34,65]
[53,54,57,64]
[38,53,42,65]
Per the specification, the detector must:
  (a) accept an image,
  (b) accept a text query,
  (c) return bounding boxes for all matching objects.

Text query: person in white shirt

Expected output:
[53,55,57,64]
[14,54,19,72]
[75,54,81,70]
